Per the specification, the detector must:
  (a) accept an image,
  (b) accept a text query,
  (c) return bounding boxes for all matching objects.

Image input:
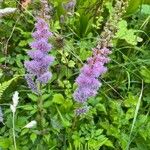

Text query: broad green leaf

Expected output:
[52,94,65,104]
[116,20,140,45]
[126,0,142,14]
[0,138,11,148]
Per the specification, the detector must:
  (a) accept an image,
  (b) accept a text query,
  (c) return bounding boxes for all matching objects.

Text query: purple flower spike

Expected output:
[24,18,54,93]
[37,72,52,84]
[35,18,49,30]
[32,29,52,40]
[73,47,111,104]
[25,74,38,93]
[30,39,52,53]
[75,106,89,116]
[27,50,45,60]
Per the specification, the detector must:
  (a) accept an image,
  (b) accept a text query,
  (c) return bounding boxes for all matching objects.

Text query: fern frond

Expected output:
[0,77,18,100]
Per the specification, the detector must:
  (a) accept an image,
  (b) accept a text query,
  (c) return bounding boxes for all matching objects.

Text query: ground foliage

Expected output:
[0,0,150,149]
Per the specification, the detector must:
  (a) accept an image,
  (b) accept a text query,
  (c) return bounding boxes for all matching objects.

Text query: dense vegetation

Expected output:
[0,0,150,149]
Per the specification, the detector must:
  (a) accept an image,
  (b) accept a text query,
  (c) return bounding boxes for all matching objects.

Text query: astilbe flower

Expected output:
[63,0,76,13]
[73,0,128,115]
[40,0,53,19]
[24,18,54,93]
[73,47,111,104]
[75,105,89,116]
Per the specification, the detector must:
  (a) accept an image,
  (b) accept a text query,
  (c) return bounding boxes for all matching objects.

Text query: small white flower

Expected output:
[12,91,19,107]
[10,104,16,113]
[0,106,3,123]
[0,8,16,17]
[24,120,37,128]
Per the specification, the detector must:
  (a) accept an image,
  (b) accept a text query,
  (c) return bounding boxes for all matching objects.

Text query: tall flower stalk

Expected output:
[24,0,54,129]
[73,0,128,114]
[24,18,54,94]
[10,91,19,150]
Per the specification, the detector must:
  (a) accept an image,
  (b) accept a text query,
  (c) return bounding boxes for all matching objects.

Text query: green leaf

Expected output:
[96,104,107,114]
[21,128,29,136]
[42,94,50,101]
[62,119,71,127]
[68,60,75,68]
[52,94,65,104]
[27,93,38,102]
[140,66,150,83]
[116,20,140,45]
[22,105,35,110]
[125,108,135,120]
[0,77,18,100]
[124,93,138,107]
[56,106,71,127]
[126,0,142,14]
[0,138,11,148]
[104,140,114,148]
[18,40,28,47]
[80,49,92,61]
[43,101,52,108]
[30,133,37,143]
[105,2,114,14]
[141,4,150,14]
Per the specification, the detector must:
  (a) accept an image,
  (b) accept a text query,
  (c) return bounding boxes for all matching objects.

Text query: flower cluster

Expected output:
[24,18,54,93]
[98,0,128,48]
[10,91,19,113]
[75,106,89,116]
[73,47,111,103]
[24,120,37,129]
[40,0,53,19]
[63,0,76,12]
[73,0,129,115]
[0,7,16,18]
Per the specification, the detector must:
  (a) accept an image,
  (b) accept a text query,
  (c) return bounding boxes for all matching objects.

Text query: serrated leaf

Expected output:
[96,104,107,114]
[104,140,114,148]
[0,77,18,100]
[116,20,140,45]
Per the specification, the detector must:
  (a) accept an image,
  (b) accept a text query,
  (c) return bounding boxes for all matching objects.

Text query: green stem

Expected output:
[37,83,44,131]
[12,112,17,150]
[39,95,44,129]
[36,96,43,130]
